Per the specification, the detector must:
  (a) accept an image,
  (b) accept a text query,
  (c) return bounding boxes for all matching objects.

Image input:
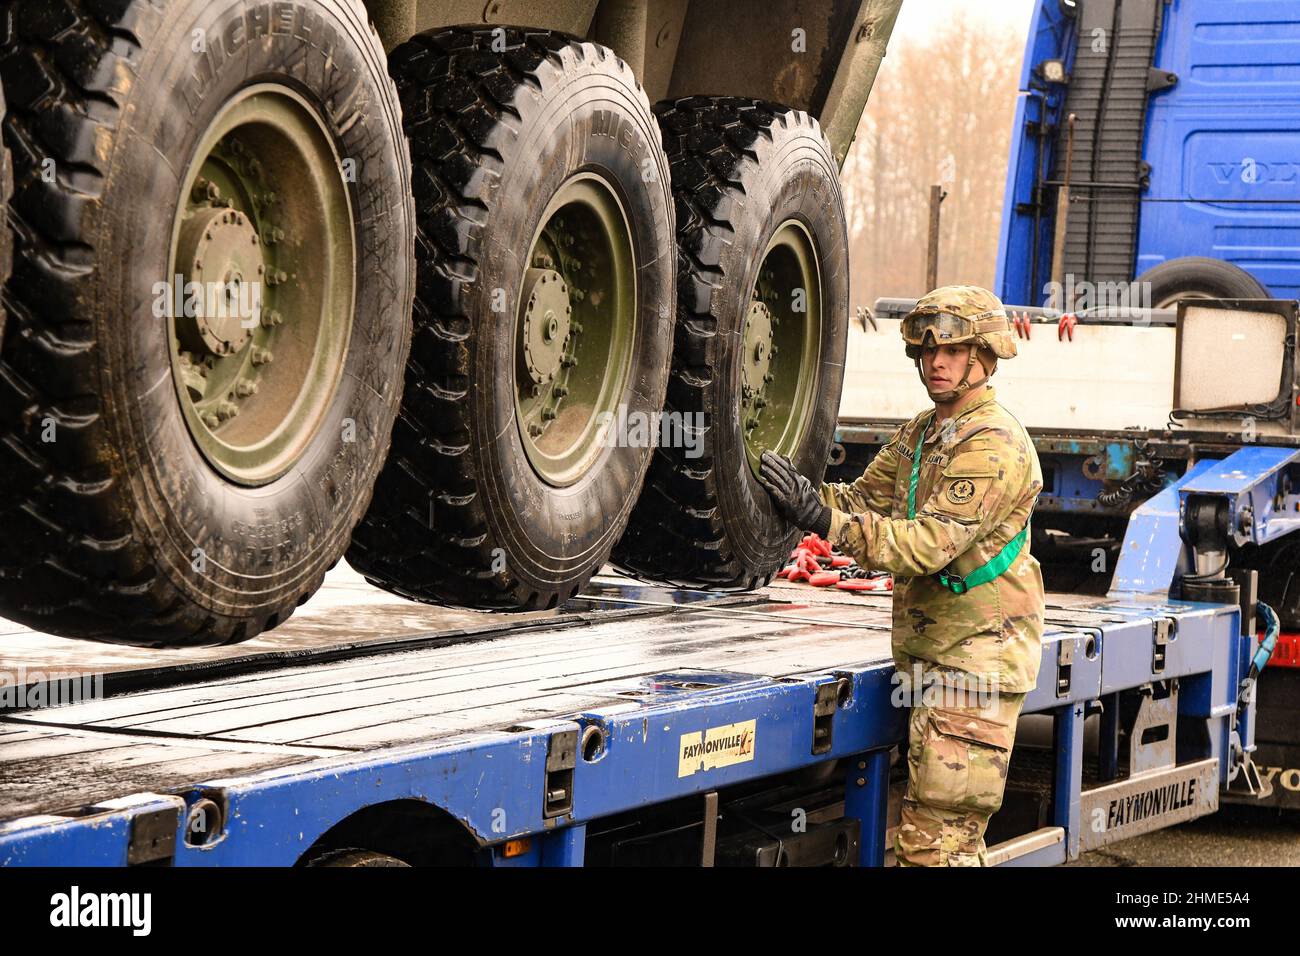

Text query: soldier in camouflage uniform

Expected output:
[758,285,1045,866]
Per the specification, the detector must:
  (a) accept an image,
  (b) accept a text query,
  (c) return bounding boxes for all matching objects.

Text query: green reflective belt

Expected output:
[908,415,1027,595]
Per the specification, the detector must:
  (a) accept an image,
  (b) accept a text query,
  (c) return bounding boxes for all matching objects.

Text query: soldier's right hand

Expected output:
[758,451,830,537]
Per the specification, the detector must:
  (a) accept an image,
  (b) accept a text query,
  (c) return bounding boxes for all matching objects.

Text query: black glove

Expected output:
[758,451,831,538]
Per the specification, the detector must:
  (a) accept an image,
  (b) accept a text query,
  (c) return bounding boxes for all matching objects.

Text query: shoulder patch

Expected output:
[947,479,976,504]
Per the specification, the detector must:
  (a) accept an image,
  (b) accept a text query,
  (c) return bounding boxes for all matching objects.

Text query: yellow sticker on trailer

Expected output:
[678,719,756,777]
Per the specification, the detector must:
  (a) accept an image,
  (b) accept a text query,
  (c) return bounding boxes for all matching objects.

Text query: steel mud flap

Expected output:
[1078,758,1218,852]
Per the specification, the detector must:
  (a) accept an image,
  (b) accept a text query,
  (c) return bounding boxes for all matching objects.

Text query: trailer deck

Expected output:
[0,567,1247,866]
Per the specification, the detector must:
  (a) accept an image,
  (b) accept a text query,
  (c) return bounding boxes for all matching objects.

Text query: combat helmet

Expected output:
[900,285,1016,401]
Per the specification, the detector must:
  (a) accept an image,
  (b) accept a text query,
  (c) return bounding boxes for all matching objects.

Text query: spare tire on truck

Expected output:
[1137,256,1270,308]
[0,0,414,645]
[348,28,675,610]
[612,97,849,589]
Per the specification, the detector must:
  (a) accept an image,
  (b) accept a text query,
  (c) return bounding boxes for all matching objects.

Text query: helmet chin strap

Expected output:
[915,346,986,403]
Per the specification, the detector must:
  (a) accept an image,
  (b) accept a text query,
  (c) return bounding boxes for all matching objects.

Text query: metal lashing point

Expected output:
[580,723,607,762]
[185,797,224,847]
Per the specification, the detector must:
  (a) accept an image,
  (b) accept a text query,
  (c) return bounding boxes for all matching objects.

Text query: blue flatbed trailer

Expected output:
[0,0,1287,870]
[0,563,1258,867]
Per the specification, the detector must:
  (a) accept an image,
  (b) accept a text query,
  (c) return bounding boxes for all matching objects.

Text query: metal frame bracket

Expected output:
[1152,618,1174,673]
[1056,638,1075,698]
[543,728,578,823]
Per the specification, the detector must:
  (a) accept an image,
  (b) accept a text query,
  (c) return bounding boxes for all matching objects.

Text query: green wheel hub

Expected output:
[515,175,636,487]
[167,85,355,485]
[742,220,822,472]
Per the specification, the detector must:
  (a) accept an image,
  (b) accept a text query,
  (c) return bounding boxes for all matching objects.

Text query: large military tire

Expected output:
[0,0,413,645]
[613,97,849,588]
[348,28,674,610]
[1138,256,1269,309]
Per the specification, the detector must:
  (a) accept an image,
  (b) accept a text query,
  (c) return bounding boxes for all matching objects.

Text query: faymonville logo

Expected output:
[1105,776,1200,828]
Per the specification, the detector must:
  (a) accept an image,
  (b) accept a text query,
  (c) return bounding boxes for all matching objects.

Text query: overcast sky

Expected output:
[889,0,1038,46]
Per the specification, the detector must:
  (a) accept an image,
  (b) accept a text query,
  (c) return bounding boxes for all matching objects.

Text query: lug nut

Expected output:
[202,412,221,429]
[236,380,258,397]
[191,178,220,203]
[217,401,239,421]
[542,409,556,421]
[554,385,569,397]
[251,347,273,366]
[261,309,283,329]
[529,423,543,437]
[266,269,289,286]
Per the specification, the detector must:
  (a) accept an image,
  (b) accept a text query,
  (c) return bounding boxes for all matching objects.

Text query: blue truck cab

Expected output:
[997,0,1300,306]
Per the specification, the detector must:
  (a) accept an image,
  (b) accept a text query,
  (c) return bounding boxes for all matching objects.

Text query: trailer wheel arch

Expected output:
[296,798,483,867]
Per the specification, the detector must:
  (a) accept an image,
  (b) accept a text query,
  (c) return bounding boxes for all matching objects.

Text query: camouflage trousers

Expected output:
[894,664,1026,867]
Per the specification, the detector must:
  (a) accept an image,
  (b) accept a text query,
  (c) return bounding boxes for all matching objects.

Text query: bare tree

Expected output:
[842,12,1026,310]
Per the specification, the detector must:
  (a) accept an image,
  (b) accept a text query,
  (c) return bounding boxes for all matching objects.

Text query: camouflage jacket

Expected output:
[821,387,1045,692]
